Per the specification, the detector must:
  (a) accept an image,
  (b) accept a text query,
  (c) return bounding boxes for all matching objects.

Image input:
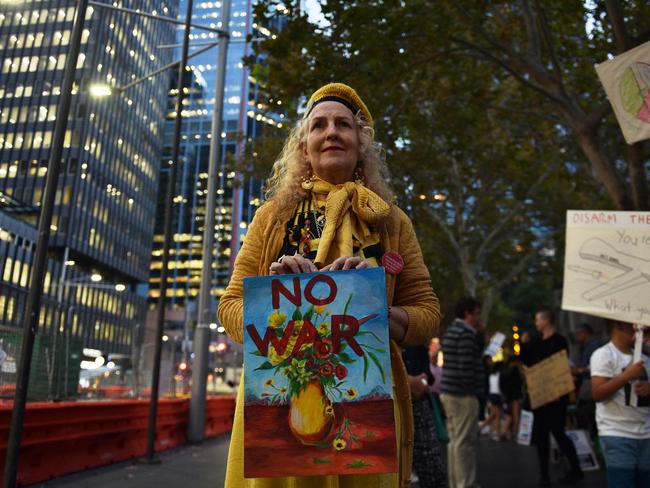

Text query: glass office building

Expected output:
[0,0,176,356]
[147,0,272,313]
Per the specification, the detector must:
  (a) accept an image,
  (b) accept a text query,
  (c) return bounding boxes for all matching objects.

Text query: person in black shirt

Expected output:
[522,310,583,486]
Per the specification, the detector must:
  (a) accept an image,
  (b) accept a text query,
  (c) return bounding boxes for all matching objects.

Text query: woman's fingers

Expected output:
[321,256,369,271]
[328,256,348,271]
[269,255,317,275]
[293,254,318,273]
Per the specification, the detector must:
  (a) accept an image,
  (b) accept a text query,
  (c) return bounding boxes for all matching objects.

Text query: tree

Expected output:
[243,0,623,321]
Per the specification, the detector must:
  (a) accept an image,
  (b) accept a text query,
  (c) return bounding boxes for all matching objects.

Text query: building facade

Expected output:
[0,0,177,357]
[147,0,272,314]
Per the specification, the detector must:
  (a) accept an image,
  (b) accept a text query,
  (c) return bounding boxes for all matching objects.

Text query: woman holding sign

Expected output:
[218,83,441,487]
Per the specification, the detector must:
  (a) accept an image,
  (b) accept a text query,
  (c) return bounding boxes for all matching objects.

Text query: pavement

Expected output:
[32,434,607,488]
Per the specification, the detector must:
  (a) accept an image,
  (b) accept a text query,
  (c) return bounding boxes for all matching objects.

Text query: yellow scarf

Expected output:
[311,177,391,266]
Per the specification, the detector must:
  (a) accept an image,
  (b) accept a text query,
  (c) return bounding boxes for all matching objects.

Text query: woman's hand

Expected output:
[388,306,408,343]
[269,254,317,275]
[408,373,429,401]
[319,256,370,272]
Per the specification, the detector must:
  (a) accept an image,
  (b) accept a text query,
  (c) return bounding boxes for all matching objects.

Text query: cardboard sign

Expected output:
[242,267,397,478]
[595,40,650,144]
[523,350,574,410]
[562,210,650,326]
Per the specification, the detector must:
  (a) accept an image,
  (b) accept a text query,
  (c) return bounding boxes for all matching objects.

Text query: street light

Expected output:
[88,84,112,97]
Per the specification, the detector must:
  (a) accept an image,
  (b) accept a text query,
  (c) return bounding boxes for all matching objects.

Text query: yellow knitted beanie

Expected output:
[305,83,373,126]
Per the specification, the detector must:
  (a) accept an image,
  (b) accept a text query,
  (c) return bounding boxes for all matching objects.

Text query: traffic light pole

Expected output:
[188,0,231,443]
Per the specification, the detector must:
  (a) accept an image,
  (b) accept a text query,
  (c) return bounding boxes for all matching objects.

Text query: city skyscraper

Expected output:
[0,0,176,358]
[147,0,274,316]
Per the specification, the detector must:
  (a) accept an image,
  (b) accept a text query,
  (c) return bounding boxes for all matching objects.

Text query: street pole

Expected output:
[145,0,194,463]
[2,1,88,486]
[188,0,231,443]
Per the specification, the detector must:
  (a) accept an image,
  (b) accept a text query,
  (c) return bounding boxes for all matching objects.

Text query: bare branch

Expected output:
[535,0,565,86]
[450,36,563,104]
[628,143,649,210]
[521,0,541,62]
[583,102,612,132]
[495,241,549,289]
[474,160,561,267]
[422,205,461,250]
[604,0,633,52]
[486,104,560,124]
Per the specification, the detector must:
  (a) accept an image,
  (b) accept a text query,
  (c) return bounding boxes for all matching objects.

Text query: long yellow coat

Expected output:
[218,200,440,488]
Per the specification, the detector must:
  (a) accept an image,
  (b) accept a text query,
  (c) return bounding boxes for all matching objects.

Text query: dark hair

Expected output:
[578,323,594,335]
[455,297,481,319]
[536,309,554,325]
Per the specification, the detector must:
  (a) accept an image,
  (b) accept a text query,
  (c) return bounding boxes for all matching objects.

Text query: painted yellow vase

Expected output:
[288,380,332,445]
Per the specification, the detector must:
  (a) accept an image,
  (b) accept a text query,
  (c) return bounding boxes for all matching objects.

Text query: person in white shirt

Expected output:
[590,320,650,488]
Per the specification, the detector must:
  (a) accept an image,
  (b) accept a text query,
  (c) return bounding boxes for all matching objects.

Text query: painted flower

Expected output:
[317,322,330,335]
[264,378,274,387]
[345,388,358,400]
[314,304,327,315]
[335,364,348,381]
[314,338,333,359]
[320,362,334,377]
[267,311,287,328]
[325,405,334,416]
[332,438,347,451]
[295,350,305,359]
[279,386,288,394]
[291,320,304,337]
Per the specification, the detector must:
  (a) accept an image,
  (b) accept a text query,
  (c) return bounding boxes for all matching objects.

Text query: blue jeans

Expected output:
[600,436,650,488]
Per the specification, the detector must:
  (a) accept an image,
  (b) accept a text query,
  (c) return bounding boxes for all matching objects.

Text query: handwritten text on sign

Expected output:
[562,210,650,326]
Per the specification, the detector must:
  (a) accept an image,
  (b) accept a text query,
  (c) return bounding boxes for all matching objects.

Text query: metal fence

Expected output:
[0,325,242,402]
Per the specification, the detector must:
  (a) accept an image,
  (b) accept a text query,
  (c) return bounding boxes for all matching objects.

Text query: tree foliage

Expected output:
[243,0,647,322]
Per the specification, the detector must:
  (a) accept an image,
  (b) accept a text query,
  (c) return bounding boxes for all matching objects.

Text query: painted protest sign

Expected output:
[523,351,574,410]
[242,267,397,478]
[595,39,650,144]
[562,210,650,326]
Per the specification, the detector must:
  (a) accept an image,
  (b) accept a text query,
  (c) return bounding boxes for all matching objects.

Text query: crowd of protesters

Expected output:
[408,298,650,488]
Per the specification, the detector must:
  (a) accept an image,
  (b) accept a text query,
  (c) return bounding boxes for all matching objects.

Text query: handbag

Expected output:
[426,392,449,443]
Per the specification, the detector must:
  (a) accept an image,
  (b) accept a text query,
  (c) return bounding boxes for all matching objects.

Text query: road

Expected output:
[33,433,607,488]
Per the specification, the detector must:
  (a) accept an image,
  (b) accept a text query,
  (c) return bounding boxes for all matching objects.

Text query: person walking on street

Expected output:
[591,321,650,488]
[440,298,485,488]
[521,310,583,486]
[499,352,524,440]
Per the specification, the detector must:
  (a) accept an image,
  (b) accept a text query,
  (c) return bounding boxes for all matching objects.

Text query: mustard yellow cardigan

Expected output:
[218,199,441,488]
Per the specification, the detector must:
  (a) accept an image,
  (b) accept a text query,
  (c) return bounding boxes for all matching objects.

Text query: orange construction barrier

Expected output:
[0,395,235,486]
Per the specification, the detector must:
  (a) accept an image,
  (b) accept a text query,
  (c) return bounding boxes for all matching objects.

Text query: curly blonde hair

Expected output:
[264,113,394,223]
